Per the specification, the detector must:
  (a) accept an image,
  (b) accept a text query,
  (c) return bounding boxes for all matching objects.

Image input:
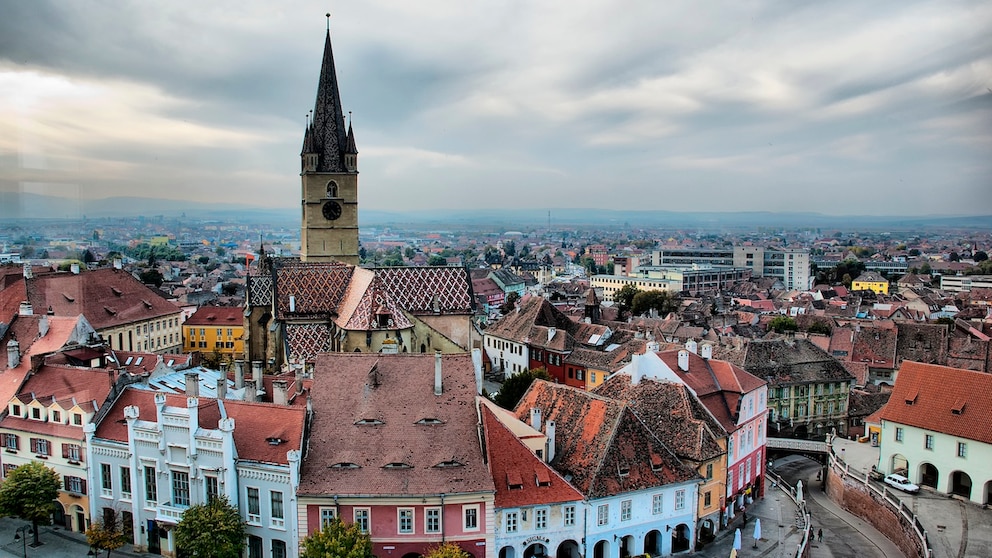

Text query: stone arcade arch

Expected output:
[984,480,992,506]
[671,524,691,554]
[619,535,635,558]
[499,546,516,558]
[644,530,663,557]
[556,540,580,558]
[524,543,548,558]
[950,470,972,499]
[919,462,939,489]
[593,540,609,558]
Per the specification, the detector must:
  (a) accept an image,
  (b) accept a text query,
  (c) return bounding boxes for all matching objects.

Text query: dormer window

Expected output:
[266,437,285,446]
[51,410,61,423]
[507,472,523,490]
[434,460,464,469]
[415,418,444,425]
[535,469,552,487]
[330,462,360,469]
[354,418,384,426]
[618,465,630,478]
[383,462,412,470]
[951,400,966,415]
[31,407,41,420]
[650,455,665,472]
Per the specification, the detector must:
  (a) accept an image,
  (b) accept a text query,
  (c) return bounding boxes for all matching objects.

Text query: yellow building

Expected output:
[851,271,889,295]
[182,306,245,358]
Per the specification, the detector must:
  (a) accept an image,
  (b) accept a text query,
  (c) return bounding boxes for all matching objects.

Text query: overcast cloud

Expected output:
[1,0,990,216]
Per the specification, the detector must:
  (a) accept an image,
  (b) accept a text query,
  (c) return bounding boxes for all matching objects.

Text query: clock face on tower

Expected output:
[322,200,342,221]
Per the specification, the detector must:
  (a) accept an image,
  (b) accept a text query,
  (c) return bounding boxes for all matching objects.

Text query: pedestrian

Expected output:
[743,509,748,525]
[817,528,823,542]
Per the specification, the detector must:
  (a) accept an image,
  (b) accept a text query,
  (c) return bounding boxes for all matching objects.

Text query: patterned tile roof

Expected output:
[341,276,413,330]
[285,323,332,362]
[274,261,355,319]
[300,353,494,497]
[481,404,584,509]
[374,266,476,314]
[878,361,992,445]
[514,380,698,499]
[742,338,855,386]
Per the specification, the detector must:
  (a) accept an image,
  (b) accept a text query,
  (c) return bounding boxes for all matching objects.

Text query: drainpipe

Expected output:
[440,494,445,543]
[582,505,589,558]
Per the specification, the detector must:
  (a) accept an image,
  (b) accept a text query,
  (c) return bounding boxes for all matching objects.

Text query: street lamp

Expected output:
[13,524,32,558]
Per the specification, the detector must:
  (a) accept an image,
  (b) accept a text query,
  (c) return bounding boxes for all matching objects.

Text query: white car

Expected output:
[883,473,920,494]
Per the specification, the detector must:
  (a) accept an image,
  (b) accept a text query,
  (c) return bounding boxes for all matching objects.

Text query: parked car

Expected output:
[884,473,920,493]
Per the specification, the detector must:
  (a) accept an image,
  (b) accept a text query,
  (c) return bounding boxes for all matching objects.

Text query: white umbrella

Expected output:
[733,528,742,551]
[796,479,804,503]
[753,518,762,548]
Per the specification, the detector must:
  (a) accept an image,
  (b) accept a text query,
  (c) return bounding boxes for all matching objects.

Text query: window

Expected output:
[463,505,479,531]
[925,434,934,450]
[620,500,631,522]
[10,404,20,416]
[3,433,18,450]
[597,504,609,526]
[958,442,967,458]
[101,463,113,494]
[120,467,132,499]
[675,489,686,510]
[398,508,414,533]
[248,535,263,558]
[704,491,712,507]
[425,508,441,533]
[247,487,260,523]
[564,505,576,526]
[506,512,518,533]
[144,466,157,503]
[705,463,713,479]
[73,414,83,426]
[271,491,285,525]
[31,407,41,419]
[205,476,218,501]
[272,540,286,558]
[31,438,50,456]
[652,494,663,515]
[354,508,370,533]
[535,508,548,529]
[728,470,734,496]
[320,508,337,529]
[65,475,86,493]
[895,427,904,442]
[172,471,190,507]
[65,443,82,462]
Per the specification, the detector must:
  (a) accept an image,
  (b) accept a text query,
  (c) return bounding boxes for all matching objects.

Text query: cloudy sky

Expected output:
[1,1,990,217]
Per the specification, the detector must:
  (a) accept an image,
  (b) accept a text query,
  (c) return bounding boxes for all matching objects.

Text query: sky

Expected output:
[1,1,991,217]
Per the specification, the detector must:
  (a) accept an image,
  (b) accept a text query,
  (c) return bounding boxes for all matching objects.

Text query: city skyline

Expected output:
[2,1,991,217]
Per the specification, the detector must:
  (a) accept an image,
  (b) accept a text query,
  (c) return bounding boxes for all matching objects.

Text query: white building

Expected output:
[86,384,306,557]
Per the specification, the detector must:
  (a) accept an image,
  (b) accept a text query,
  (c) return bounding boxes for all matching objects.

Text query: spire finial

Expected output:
[326,12,331,31]
[348,110,352,126]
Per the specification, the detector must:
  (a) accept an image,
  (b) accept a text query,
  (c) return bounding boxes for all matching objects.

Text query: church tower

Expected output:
[300,20,359,264]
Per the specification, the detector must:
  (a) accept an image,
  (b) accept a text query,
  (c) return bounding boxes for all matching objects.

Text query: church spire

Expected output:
[305,16,352,173]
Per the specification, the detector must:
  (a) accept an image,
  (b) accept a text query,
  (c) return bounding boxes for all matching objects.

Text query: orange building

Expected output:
[182,306,244,358]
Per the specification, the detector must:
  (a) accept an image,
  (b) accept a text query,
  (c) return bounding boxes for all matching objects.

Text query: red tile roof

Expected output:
[480,405,583,508]
[877,361,992,445]
[300,353,494,497]
[184,306,244,326]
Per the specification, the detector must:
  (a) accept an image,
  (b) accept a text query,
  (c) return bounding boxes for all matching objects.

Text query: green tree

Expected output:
[500,291,520,314]
[215,246,226,256]
[0,462,60,546]
[57,259,87,272]
[86,512,127,558]
[613,284,640,318]
[404,247,416,259]
[631,289,679,317]
[425,542,470,558]
[301,517,373,558]
[428,254,447,266]
[807,322,832,335]
[974,251,988,263]
[493,368,550,411]
[174,496,246,558]
[139,268,164,287]
[768,315,799,333]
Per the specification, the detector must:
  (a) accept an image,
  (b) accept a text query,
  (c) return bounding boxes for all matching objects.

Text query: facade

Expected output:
[590,275,679,303]
[652,248,734,268]
[298,353,495,558]
[875,361,992,505]
[182,306,244,358]
[87,387,306,558]
[630,266,752,296]
[300,27,360,264]
[851,272,890,295]
[940,274,992,294]
[650,247,810,292]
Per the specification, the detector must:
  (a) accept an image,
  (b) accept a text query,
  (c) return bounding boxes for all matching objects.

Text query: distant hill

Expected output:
[2,192,990,230]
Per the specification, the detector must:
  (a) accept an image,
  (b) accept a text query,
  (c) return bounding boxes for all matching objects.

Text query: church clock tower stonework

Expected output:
[300,22,360,265]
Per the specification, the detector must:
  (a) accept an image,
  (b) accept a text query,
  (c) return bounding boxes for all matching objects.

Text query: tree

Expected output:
[0,461,60,546]
[174,496,246,558]
[631,289,679,317]
[139,268,164,287]
[425,542,470,558]
[974,251,988,262]
[86,512,127,558]
[221,282,238,296]
[404,247,416,259]
[215,246,227,256]
[919,262,931,275]
[500,291,520,314]
[493,368,550,411]
[768,315,799,333]
[949,251,960,262]
[428,254,447,266]
[301,517,373,558]
[807,322,832,336]
[613,284,640,318]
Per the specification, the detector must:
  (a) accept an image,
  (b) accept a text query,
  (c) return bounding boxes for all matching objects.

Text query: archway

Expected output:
[890,453,908,476]
[794,425,809,439]
[499,547,515,558]
[556,540,580,558]
[984,481,992,506]
[644,530,663,556]
[593,540,609,558]
[619,535,634,558]
[919,463,938,488]
[52,501,68,529]
[950,471,972,499]
[524,543,548,558]
[69,504,86,533]
[698,518,716,544]
[671,524,691,553]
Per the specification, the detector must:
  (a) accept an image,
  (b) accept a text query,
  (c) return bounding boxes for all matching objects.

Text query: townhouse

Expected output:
[182,305,244,358]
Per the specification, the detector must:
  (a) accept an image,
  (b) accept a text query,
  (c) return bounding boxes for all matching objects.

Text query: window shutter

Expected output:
[64,476,70,491]
[81,479,87,493]
[12,436,18,450]
[30,438,37,453]
[62,443,70,459]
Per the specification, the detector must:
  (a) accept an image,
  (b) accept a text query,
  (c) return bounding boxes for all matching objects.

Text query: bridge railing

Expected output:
[766,468,813,558]
[767,437,830,454]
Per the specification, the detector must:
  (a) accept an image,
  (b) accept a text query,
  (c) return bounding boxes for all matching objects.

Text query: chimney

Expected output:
[630,353,642,385]
[678,349,690,372]
[646,340,660,352]
[548,327,556,343]
[273,380,289,405]
[185,371,199,397]
[22,263,32,279]
[251,360,263,381]
[701,343,713,360]
[216,377,228,400]
[70,263,80,274]
[686,339,698,354]
[6,339,19,369]
[471,348,483,395]
[39,315,49,338]
[18,301,32,316]
[234,360,245,389]
[294,366,304,395]
[546,420,556,462]
[113,258,123,270]
[530,407,542,431]
[244,379,258,402]
[434,350,443,396]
